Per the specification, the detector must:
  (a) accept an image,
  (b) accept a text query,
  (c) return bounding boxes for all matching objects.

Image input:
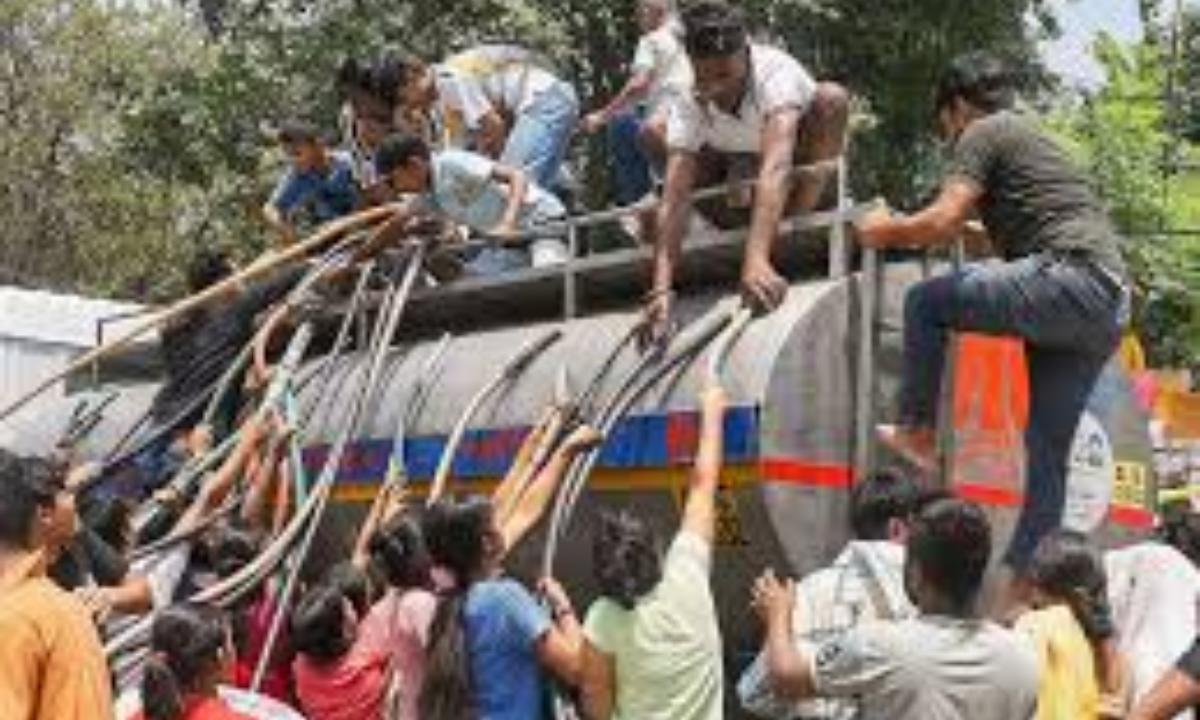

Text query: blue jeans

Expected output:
[899,253,1125,569]
[463,247,531,276]
[501,81,579,192]
[607,110,652,204]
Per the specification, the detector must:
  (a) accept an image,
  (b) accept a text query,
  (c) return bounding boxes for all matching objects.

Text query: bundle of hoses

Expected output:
[541,303,750,577]
[104,226,415,666]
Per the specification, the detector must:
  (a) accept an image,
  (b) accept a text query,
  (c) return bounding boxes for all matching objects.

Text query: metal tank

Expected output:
[297,260,1157,702]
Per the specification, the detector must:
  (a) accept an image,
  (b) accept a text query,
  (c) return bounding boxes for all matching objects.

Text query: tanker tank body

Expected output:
[298,259,1156,712]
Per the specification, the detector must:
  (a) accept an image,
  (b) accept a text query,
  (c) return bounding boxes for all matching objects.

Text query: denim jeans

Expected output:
[607,110,652,204]
[899,253,1125,569]
[501,81,580,193]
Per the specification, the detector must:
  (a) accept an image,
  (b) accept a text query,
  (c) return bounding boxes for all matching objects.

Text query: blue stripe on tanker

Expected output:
[301,406,761,485]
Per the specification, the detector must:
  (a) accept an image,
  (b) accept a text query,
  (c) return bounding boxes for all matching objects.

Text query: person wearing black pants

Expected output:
[855,52,1128,575]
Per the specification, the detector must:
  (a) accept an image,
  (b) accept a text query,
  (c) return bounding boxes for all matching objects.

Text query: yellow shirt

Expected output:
[1016,604,1100,720]
[0,552,114,720]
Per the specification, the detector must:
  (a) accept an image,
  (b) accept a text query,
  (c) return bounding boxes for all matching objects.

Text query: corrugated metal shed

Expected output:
[0,286,157,455]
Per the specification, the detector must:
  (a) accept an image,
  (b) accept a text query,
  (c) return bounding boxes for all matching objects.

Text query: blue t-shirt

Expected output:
[269,150,359,222]
[424,149,564,232]
[464,578,551,720]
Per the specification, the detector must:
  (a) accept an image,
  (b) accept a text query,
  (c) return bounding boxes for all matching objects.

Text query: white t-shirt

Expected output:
[738,541,914,720]
[433,45,559,147]
[667,43,816,154]
[811,615,1039,720]
[423,149,565,232]
[631,20,692,112]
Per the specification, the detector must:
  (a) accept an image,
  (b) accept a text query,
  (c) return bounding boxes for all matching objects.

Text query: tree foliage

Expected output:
[0,0,1059,300]
[1048,31,1200,367]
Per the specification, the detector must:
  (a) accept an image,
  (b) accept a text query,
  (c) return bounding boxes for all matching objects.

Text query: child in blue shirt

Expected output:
[262,122,359,247]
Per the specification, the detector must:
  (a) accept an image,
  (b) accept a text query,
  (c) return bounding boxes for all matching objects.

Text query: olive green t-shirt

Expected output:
[583,531,723,720]
[948,110,1126,277]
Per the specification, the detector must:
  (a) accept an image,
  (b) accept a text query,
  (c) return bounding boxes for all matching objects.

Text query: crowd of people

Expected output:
[0,0,1179,715]
[6,384,1200,720]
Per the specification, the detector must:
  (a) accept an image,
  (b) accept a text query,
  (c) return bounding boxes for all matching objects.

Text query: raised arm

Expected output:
[500,424,602,554]
[493,406,562,526]
[750,568,815,699]
[681,383,726,542]
[352,481,405,570]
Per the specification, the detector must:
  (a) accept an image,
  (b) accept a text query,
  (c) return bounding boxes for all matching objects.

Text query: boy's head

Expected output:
[848,469,922,543]
[0,450,76,553]
[636,0,673,33]
[903,497,992,616]
[375,133,433,194]
[681,1,750,106]
[185,248,234,295]
[276,121,326,172]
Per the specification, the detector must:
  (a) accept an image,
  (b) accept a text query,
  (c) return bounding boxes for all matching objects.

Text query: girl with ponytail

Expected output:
[1017,529,1133,719]
[419,496,582,720]
[138,604,249,720]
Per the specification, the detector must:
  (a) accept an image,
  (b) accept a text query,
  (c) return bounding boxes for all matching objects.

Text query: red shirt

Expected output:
[133,695,252,720]
[293,644,389,720]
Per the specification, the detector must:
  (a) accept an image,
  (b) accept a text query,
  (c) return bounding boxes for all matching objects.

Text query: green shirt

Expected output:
[583,531,723,720]
[949,110,1126,277]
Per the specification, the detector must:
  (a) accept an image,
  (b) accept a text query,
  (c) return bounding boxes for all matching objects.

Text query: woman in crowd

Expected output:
[1017,529,1133,719]
[137,604,249,720]
[576,383,727,720]
[419,495,582,720]
[291,580,391,720]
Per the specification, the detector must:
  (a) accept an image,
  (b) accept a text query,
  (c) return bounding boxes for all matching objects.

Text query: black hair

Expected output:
[906,498,991,612]
[81,495,134,553]
[369,513,432,591]
[0,450,64,548]
[336,57,372,96]
[1028,529,1118,691]
[419,497,494,720]
[934,51,1015,114]
[1158,501,1200,567]
[1028,530,1114,642]
[323,561,373,618]
[593,509,663,609]
[185,248,234,294]
[849,469,922,541]
[211,525,259,580]
[374,132,431,177]
[142,603,228,720]
[290,583,354,663]
[681,1,747,59]
[369,51,425,106]
[276,121,322,147]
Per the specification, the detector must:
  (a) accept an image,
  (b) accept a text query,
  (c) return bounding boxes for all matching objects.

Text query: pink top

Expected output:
[358,588,438,720]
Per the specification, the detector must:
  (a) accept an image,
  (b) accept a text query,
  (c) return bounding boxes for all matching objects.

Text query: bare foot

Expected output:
[877,424,937,471]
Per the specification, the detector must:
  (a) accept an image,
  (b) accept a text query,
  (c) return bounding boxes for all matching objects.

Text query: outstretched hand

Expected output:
[750,568,795,629]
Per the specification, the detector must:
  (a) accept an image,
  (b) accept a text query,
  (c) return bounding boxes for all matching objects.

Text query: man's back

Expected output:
[811,615,1038,720]
[0,572,113,720]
